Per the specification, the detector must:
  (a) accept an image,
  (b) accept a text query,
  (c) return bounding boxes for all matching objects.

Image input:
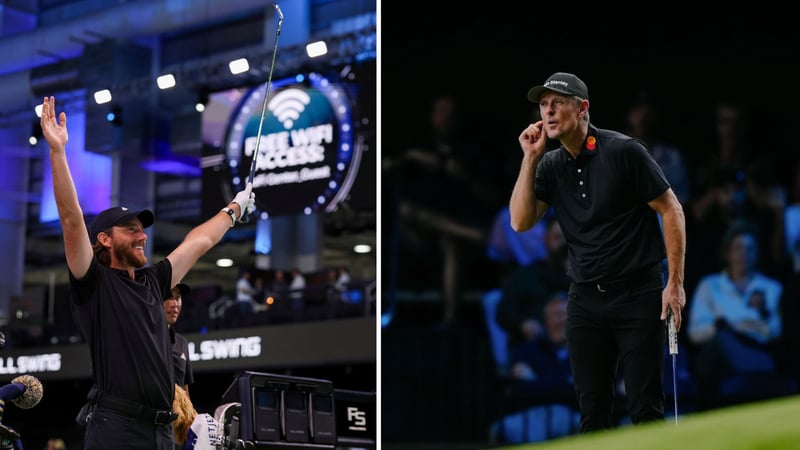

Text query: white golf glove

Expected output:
[231,183,256,221]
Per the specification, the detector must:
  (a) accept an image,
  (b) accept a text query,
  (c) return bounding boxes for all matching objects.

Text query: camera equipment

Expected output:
[215,371,375,449]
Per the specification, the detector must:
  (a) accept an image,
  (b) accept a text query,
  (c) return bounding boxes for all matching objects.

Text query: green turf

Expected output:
[501,395,800,450]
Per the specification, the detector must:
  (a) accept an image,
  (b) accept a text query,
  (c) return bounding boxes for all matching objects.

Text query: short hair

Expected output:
[720,219,759,265]
[92,238,111,266]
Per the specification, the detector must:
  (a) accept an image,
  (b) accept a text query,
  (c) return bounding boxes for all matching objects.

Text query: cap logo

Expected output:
[545,80,570,89]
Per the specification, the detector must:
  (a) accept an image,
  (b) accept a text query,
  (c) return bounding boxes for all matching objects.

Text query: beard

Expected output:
[112,241,147,268]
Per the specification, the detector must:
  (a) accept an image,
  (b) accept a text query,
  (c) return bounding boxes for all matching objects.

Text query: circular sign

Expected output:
[224,72,360,216]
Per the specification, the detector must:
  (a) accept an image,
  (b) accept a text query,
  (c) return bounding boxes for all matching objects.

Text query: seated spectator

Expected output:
[778,158,800,384]
[486,206,551,269]
[495,216,570,352]
[686,220,796,407]
[624,91,691,205]
[490,292,579,444]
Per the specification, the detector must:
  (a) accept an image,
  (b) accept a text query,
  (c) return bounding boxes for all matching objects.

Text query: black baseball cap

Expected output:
[169,283,191,299]
[88,206,154,243]
[527,72,589,103]
[164,283,190,301]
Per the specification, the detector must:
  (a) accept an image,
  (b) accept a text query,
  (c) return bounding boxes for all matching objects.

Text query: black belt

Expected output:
[94,392,178,425]
[581,262,662,293]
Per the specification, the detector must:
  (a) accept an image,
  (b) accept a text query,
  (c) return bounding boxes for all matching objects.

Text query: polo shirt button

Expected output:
[577,169,582,173]
[579,181,584,185]
[581,193,586,198]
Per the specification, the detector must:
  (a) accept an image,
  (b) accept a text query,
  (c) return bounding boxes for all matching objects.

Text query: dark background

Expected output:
[380,5,800,447]
[382,6,800,174]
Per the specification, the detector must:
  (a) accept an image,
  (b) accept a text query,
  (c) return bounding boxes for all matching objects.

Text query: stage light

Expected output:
[156,73,176,90]
[228,58,250,75]
[93,89,112,104]
[216,258,234,268]
[195,90,209,112]
[106,105,123,126]
[353,244,372,254]
[306,41,328,58]
[28,121,43,146]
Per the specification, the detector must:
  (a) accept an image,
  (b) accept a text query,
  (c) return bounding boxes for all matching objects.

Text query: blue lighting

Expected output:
[41,108,112,222]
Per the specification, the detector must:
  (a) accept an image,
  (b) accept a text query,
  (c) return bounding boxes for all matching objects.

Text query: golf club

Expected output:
[667,308,679,425]
[241,3,284,223]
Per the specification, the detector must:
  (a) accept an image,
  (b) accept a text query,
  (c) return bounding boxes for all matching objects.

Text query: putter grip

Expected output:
[667,311,679,355]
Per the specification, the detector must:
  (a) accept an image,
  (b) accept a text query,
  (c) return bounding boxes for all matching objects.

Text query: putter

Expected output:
[241,3,284,223]
[667,308,679,425]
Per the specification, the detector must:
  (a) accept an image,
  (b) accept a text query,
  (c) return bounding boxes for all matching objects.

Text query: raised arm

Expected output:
[40,96,94,279]
[166,185,255,286]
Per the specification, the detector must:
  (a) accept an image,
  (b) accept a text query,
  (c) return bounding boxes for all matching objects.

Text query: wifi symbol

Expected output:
[268,88,311,129]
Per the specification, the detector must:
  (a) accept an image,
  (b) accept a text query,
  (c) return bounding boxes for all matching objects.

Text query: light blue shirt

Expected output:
[687,271,782,345]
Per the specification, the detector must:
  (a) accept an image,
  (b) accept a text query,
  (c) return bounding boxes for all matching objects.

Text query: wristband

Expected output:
[221,207,236,228]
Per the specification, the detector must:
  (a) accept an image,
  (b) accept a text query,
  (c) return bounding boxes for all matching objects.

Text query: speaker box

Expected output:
[251,387,280,441]
[282,390,309,442]
[309,392,336,444]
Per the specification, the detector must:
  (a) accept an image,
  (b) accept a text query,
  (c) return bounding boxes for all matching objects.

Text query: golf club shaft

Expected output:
[671,353,678,425]
[242,3,284,223]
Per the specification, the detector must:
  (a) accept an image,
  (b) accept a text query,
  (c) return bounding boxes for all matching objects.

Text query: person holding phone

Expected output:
[509,72,686,432]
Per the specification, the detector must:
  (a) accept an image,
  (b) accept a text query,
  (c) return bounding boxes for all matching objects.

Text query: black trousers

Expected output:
[84,407,174,450]
[567,264,666,432]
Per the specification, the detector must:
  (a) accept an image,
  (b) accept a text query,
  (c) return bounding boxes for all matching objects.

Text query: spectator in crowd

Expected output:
[688,101,751,230]
[495,216,570,352]
[740,159,788,279]
[163,283,194,397]
[336,266,352,294]
[686,220,795,406]
[785,158,800,276]
[235,270,255,326]
[289,268,307,321]
[779,158,800,383]
[486,206,552,272]
[270,269,289,302]
[491,292,578,443]
[324,268,342,318]
[384,93,500,326]
[624,91,691,205]
[685,166,744,294]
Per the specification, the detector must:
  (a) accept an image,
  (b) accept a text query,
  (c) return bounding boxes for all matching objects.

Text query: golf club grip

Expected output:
[667,310,678,355]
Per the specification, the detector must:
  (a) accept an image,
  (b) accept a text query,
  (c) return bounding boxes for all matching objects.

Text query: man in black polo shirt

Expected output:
[164,282,194,450]
[40,95,255,450]
[509,73,686,432]
[164,283,194,396]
